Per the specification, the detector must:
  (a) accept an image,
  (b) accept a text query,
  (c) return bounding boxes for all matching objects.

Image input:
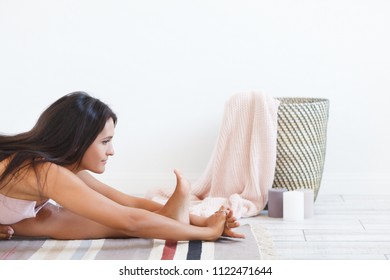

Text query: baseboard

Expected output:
[94,172,390,196]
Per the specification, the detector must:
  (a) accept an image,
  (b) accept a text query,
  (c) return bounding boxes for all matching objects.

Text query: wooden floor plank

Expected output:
[304,229,390,242]
[273,241,390,255]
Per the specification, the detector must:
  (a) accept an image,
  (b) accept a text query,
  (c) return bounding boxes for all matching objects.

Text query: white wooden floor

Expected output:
[245,194,390,260]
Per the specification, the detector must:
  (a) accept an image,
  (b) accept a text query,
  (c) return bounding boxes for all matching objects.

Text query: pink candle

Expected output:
[268,188,287,218]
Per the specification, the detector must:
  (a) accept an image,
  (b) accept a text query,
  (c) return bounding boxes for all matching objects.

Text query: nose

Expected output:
[107,143,115,156]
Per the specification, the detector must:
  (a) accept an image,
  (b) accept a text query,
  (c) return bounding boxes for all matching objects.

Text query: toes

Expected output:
[173,169,183,179]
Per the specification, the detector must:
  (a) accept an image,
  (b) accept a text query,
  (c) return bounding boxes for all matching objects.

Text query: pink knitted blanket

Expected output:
[147,92,280,218]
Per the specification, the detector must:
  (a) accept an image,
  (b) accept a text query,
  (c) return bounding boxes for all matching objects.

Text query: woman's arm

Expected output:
[41,164,225,241]
[76,170,162,211]
[76,170,213,228]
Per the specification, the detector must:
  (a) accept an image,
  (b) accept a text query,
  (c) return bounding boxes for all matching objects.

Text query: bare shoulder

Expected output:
[0,161,73,200]
[37,162,85,197]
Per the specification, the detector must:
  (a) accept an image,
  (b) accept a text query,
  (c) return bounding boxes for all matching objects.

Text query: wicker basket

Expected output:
[272,98,329,200]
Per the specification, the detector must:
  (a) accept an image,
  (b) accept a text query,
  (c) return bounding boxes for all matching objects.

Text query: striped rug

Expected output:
[0,224,272,260]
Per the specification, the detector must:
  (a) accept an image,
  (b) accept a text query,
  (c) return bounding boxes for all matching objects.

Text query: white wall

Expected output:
[1,0,389,195]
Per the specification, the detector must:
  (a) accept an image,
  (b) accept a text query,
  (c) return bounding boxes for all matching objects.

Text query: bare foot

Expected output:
[0,225,14,240]
[156,169,191,224]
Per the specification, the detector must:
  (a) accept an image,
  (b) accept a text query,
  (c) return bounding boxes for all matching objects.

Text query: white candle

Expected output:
[296,189,314,219]
[283,191,304,221]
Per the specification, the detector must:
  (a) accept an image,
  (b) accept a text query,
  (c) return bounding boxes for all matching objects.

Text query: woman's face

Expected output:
[79,118,115,173]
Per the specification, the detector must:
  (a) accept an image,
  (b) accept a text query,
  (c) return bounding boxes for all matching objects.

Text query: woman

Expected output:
[0,92,243,241]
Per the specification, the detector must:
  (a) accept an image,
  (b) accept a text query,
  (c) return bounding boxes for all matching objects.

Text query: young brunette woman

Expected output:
[0,92,243,241]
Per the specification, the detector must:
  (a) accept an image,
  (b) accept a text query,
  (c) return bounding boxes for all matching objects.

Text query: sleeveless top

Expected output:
[0,193,49,224]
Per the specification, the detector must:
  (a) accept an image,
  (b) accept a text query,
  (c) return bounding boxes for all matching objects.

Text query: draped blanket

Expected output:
[148,92,279,218]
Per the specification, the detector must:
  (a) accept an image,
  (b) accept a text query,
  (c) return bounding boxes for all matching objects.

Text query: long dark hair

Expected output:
[0,91,117,185]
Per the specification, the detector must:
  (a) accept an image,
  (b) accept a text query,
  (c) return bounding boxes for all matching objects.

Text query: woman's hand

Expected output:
[0,225,14,240]
[205,206,228,241]
[223,208,245,239]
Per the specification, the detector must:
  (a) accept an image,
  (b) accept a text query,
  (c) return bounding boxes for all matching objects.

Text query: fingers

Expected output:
[214,206,240,228]
[226,219,240,229]
[224,217,242,238]
[208,206,245,239]
[224,208,240,229]
[224,228,246,239]
[223,220,245,239]
[215,207,245,239]
[0,226,14,240]
[225,207,234,220]
[215,205,228,216]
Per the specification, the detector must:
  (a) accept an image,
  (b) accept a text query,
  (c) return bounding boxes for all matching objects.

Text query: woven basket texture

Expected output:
[272,98,329,200]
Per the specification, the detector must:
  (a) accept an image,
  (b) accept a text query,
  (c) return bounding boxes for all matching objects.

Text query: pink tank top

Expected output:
[0,193,49,224]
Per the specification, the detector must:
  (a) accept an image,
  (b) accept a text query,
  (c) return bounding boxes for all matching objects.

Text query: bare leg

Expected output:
[0,225,14,239]
[10,204,128,239]
[156,169,191,224]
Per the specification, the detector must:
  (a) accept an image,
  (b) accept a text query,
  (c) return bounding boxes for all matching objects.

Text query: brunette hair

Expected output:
[0,91,117,185]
